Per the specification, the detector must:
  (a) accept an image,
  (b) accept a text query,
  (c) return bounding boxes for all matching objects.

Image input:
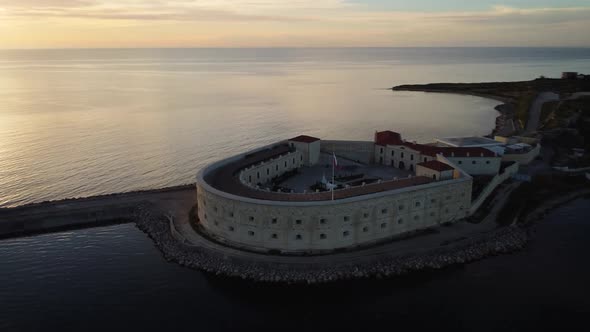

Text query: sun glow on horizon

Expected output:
[0,0,589,48]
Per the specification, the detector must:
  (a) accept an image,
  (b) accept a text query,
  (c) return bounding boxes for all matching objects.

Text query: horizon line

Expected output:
[2,46,590,51]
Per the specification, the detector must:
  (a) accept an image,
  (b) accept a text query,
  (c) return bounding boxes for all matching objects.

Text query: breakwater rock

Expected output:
[134,204,529,284]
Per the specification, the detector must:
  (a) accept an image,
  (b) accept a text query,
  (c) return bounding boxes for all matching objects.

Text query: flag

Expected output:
[333,153,339,169]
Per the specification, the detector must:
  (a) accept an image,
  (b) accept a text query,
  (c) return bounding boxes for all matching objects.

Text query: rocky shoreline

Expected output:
[134,203,528,284]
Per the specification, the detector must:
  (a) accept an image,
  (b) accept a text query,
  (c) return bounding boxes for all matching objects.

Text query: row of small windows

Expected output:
[457,160,492,165]
[208,199,456,222]
[225,220,407,237]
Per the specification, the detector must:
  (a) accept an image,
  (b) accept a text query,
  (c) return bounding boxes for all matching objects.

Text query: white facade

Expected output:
[289,140,320,166]
[239,150,303,187]
[375,144,501,175]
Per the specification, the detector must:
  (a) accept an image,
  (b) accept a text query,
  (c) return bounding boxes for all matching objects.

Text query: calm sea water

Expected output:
[2,48,590,331]
[2,48,590,207]
[1,198,588,331]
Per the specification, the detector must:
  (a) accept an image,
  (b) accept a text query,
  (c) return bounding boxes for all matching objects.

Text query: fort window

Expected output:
[486,160,490,164]
[381,223,387,229]
[284,161,287,168]
[292,158,295,164]
[320,218,327,224]
[266,168,269,175]
[248,231,255,236]
[432,174,437,180]
[230,212,234,217]
[362,226,369,232]
[424,157,427,162]
[276,165,279,171]
[398,218,403,224]
[458,161,462,164]
[257,172,260,179]
[248,175,252,182]
[343,216,350,222]
[300,155,303,161]
[391,151,394,156]
[380,147,384,153]
[213,206,218,212]
[296,234,302,240]
[401,152,404,159]
[415,202,421,207]
[271,233,278,239]
[343,231,350,237]
[381,208,388,214]
[320,234,327,240]
[472,161,476,164]
[295,219,302,225]
[271,218,278,224]
[249,216,255,221]
[229,226,235,232]
[431,199,436,203]
[410,154,414,161]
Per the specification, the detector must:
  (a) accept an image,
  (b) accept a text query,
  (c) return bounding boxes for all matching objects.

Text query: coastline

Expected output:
[392,86,516,136]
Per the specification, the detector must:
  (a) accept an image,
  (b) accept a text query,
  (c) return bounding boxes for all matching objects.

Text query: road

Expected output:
[525,92,559,133]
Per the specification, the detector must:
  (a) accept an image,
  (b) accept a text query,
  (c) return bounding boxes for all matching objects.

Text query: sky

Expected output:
[0,0,589,48]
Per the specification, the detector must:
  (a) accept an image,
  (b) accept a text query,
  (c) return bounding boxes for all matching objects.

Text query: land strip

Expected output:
[0,185,196,239]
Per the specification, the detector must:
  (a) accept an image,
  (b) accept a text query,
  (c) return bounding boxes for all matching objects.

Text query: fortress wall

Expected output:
[320,140,375,164]
[239,150,303,188]
[196,179,472,253]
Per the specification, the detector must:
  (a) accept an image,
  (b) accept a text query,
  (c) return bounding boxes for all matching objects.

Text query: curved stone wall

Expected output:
[196,155,472,253]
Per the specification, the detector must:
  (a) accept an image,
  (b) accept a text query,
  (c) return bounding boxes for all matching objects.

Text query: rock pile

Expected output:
[133,204,528,284]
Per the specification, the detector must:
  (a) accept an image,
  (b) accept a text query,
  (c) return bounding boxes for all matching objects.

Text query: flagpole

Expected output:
[332,151,335,201]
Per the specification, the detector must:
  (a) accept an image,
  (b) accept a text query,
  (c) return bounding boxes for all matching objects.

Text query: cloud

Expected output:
[1,1,589,47]
[0,0,94,7]
[424,5,590,25]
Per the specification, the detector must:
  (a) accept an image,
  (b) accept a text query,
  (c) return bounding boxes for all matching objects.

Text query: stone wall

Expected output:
[321,140,375,164]
[196,177,472,254]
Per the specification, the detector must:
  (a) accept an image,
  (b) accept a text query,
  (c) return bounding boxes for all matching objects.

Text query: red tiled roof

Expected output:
[417,160,454,172]
[289,135,320,143]
[374,130,496,158]
[374,131,403,146]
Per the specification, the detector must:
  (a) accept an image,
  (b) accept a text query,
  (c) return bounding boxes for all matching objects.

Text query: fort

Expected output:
[195,130,506,255]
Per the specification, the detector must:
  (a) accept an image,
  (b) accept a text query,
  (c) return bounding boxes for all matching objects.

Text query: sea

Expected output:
[1,48,590,331]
